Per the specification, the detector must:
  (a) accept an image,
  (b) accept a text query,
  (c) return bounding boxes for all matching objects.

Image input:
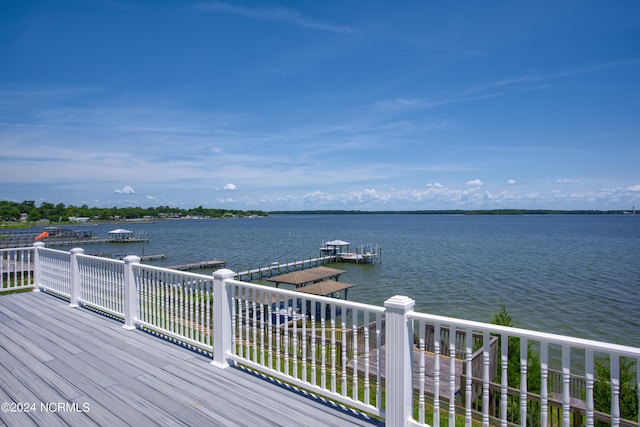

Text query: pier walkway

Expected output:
[166,259,226,271]
[236,255,336,281]
[0,292,380,427]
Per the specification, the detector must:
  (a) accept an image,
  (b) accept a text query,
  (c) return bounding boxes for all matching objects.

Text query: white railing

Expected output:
[0,246,35,292]
[37,244,72,296]
[134,263,214,353]
[404,310,640,427]
[7,243,640,427]
[221,277,386,417]
[76,251,125,317]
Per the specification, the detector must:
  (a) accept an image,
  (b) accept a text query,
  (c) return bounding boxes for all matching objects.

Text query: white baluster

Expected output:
[311,300,317,387]
[418,321,425,425]
[330,304,336,393]
[434,323,441,427]
[363,310,370,406]
[465,328,472,426]
[585,349,594,427]
[449,325,457,426]
[540,341,549,427]
[610,354,620,427]
[352,307,359,402]
[562,344,570,427]
[500,333,508,427]
[520,337,528,427]
[483,330,490,427]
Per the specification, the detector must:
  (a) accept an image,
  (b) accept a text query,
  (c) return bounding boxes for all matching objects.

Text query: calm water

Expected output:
[57,214,640,347]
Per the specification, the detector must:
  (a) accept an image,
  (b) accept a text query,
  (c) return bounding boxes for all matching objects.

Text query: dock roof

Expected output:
[265,266,345,287]
[324,239,350,246]
[294,280,353,296]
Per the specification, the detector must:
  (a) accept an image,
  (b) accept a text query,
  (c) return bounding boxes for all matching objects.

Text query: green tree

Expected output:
[27,210,42,222]
[38,202,55,220]
[53,203,67,221]
[0,201,21,220]
[490,302,542,424]
[594,357,638,424]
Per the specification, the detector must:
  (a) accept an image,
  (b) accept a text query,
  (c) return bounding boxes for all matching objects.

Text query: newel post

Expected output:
[212,268,236,369]
[69,248,85,307]
[32,242,45,292]
[123,255,141,330]
[385,295,415,427]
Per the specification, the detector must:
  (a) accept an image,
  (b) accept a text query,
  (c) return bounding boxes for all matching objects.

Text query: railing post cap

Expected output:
[70,247,85,254]
[213,268,236,278]
[123,255,141,263]
[384,295,415,310]
[33,241,45,248]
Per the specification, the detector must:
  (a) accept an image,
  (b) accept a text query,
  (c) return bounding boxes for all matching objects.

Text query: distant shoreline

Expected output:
[268,209,633,215]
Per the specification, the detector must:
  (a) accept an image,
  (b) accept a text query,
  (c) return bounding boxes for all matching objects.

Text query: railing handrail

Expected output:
[38,246,72,256]
[134,262,215,281]
[0,245,36,252]
[76,251,125,265]
[409,310,640,358]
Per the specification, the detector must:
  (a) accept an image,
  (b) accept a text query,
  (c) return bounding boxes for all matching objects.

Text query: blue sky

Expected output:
[1,1,639,211]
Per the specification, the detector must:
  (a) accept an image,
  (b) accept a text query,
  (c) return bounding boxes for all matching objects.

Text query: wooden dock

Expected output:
[166,259,226,271]
[266,266,353,299]
[140,254,166,261]
[236,255,336,281]
[45,237,150,246]
[90,253,166,261]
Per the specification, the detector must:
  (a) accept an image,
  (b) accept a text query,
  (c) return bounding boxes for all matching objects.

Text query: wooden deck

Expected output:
[0,292,381,427]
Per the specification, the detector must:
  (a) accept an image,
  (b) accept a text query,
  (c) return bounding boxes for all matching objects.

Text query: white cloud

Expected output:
[466,179,483,186]
[114,185,135,194]
[223,183,238,191]
[507,179,516,185]
[556,178,581,184]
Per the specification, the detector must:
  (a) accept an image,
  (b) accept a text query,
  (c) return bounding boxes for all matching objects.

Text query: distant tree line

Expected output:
[269,209,627,215]
[2,201,627,223]
[0,200,268,222]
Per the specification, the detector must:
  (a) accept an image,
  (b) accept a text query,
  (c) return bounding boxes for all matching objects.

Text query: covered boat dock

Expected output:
[266,266,345,289]
[265,266,353,300]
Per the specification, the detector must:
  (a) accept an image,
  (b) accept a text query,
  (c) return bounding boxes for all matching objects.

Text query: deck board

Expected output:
[0,292,381,427]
